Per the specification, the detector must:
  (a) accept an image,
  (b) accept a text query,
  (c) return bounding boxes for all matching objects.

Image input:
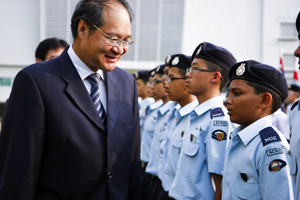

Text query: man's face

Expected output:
[45,47,65,61]
[147,76,154,97]
[163,66,169,89]
[185,58,213,96]
[284,89,299,104]
[165,67,186,101]
[77,2,132,72]
[136,79,147,98]
[295,27,300,69]
[152,74,167,99]
[225,79,262,127]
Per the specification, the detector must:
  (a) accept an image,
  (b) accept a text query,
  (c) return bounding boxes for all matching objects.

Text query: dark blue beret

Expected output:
[288,84,300,93]
[192,42,236,71]
[169,54,192,69]
[296,11,300,34]
[154,64,165,75]
[229,60,288,101]
[134,70,150,80]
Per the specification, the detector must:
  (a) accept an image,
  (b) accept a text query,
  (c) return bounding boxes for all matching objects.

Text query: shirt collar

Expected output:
[158,101,175,116]
[177,100,198,118]
[149,100,163,110]
[236,115,273,145]
[193,96,224,116]
[67,44,104,80]
[140,97,154,109]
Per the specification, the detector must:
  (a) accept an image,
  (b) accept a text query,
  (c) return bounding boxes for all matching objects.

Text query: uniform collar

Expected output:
[140,97,154,109]
[176,100,198,119]
[149,100,163,110]
[193,96,223,116]
[158,101,175,116]
[236,115,272,145]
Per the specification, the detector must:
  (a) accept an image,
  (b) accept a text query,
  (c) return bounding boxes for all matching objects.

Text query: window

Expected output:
[279,22,298,40]
[42,0,184,62]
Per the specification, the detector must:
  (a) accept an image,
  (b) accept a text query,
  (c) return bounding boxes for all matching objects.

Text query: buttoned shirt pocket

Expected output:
[182,140,200,177]
[234,181,261,200]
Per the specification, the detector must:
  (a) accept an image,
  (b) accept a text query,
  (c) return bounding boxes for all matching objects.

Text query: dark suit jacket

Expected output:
[0,49,141,200]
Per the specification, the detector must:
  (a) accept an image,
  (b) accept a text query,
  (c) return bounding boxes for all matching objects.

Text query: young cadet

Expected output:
[222,60,294,199]
[158,54,198,200]
[169,42,236,200]
[145,64,176,200]
[290,10,300,200]
[133,70,154,133]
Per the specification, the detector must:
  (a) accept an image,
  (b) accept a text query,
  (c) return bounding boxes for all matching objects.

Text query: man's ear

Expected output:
[211,71,222,83]
[77,19,89,39]
[259,92,272,109]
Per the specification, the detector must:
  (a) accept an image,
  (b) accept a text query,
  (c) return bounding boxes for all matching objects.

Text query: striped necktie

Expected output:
[86,73,106,124]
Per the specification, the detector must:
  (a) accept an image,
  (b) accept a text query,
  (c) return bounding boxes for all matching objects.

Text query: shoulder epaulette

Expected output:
[259,127,281,146]
[210,107,225,119]
[291,100,299,111]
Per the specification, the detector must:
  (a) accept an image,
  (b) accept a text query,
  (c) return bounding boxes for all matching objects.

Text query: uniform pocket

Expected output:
[182,141,200,177]
[234,181,261,200]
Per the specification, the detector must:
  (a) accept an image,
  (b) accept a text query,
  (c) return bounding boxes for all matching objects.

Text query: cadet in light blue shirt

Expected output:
[290,11,300,200]
[223,60,295,199]
[169,42,237,200]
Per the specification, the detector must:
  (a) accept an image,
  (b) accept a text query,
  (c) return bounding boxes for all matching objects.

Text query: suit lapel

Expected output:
[105,70,122,135]
[59,49,105,131]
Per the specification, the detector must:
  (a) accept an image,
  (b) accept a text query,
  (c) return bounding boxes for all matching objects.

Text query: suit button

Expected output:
[108,172,113,179]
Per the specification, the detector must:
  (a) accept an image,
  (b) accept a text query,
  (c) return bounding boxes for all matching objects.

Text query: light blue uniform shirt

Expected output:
[146,101,176,176]
[222,116,294,200]
[162,100,198,192]
[139,97,154,135]
[169,96,233,200]
[289,99,300,200]
[140,100,163,163]
[157,103,181,181]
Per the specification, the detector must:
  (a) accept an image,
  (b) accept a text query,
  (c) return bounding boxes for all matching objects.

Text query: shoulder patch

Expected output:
[212,130,227,141]
[210,107,225,119]
[259,127,281,146]
[291,100,299,111]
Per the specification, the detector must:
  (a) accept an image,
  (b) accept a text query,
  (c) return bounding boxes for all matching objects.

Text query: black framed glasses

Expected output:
[166,77,186,83]
[186,67,217,74]
[89,22,134,47]
[151,79,164,86]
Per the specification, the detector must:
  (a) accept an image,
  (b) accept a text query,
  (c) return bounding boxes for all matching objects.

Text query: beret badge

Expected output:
[196,44,202,55]
[236,63,246,76]
[172,56,179,65]
[166,55,171,64]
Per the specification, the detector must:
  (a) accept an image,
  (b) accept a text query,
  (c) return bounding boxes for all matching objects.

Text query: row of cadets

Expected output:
[139,67,163,199]
[290,10,300,200]
[158,54,198,200]
[168,42,237,200]
[133,70,154,136]
[144,64,177,200]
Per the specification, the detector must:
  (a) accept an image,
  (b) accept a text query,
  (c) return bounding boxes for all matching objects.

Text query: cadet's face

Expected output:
[165,67,186,101]
[225,79,262,128]
[147,77,154,97]
[163,66,169,88]
[152,74,167,99]
[77,2,132,72]
[45,47,65,61]
[295,28,300,69]
[185,58,212,96]
[136,79,147,98]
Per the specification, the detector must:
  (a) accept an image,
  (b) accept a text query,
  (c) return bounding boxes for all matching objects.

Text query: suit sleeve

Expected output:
[128,78,141,199]
[0,69,46,200]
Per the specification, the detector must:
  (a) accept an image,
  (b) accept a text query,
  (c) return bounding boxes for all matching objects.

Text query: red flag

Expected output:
[279,49,285,77]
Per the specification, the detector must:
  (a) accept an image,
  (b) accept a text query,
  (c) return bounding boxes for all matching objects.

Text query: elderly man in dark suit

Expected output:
[0,0,140,199]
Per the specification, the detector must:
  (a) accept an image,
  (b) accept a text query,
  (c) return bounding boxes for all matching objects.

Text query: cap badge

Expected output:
[156,65,160,72]
[135,72,139,79]
[236,63,246,76]
[196,45,202,55]
[172,56,179,65]
[166,55,171,64]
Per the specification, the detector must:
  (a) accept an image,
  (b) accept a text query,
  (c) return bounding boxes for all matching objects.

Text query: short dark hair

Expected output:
[71,0,133,39]
[35,37,69,61]
[203,60,229,91]
[246,81,282,114]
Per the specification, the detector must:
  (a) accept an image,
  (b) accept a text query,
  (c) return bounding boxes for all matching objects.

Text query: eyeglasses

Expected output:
[186,67,217,74]
[151,79,164,86]
[90,22,134,47]
[166,77,186,83]
[186,67,224,81]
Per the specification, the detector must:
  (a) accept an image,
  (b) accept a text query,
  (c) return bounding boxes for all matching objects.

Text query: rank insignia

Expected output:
[212,130,227,141]
[236,63,245,76]
[269,159,286,171]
